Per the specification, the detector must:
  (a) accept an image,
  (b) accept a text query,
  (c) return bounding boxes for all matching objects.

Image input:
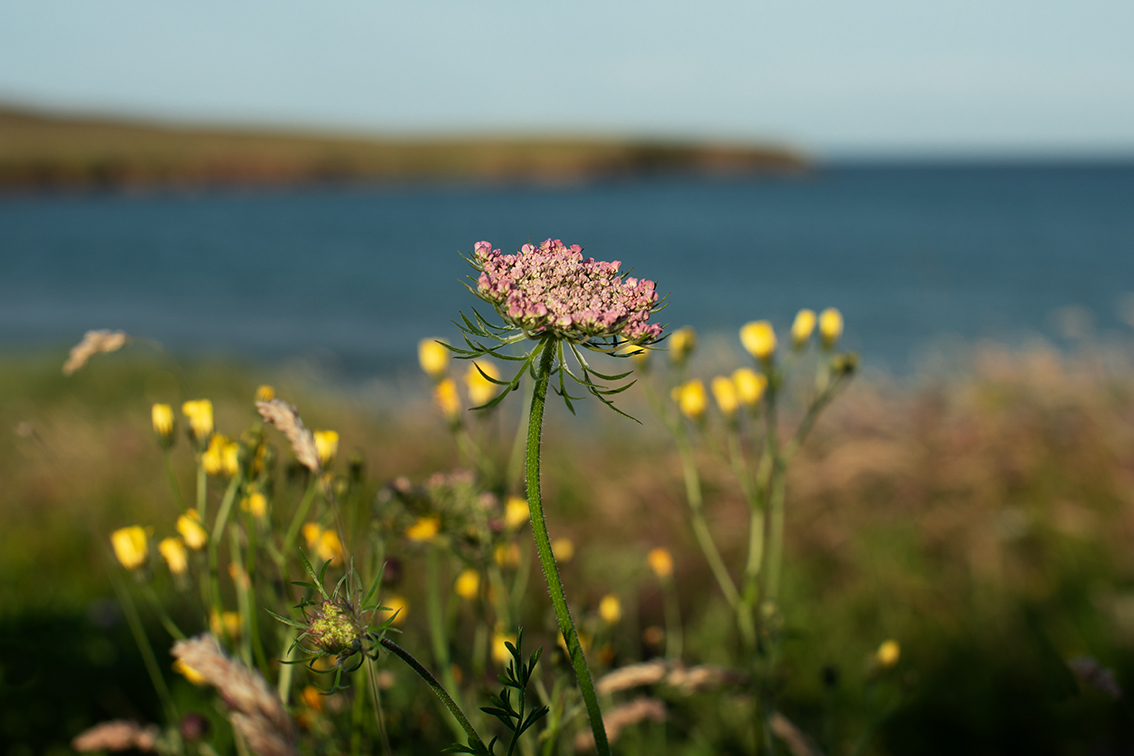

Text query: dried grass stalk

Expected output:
[769,712,824,756]
[171,634,298,756]
[256,399,321,473]
[72,720,158,752]
[596,659,747,696]
[596,659,667,695]
[573,697,666,752]
[62,329,129,375]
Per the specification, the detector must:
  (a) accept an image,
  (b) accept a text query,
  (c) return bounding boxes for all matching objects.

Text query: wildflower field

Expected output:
[4,243,1134,756]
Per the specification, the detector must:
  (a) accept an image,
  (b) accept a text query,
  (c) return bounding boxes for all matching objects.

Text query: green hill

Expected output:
[0,104,808,190]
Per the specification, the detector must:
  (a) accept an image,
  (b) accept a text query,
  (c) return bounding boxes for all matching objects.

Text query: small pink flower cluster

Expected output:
[473,239,663,342]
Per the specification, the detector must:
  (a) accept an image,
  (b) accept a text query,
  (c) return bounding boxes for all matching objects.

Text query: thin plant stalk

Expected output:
[524,340,610,756]
[426,545,469,741]
[162,450,187,513]
[108,564,179,725]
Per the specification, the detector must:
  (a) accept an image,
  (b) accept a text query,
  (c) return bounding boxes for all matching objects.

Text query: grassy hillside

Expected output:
[0,104,808,190]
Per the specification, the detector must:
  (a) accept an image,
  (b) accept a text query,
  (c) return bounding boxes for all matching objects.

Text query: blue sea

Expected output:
[2,162,1133,380]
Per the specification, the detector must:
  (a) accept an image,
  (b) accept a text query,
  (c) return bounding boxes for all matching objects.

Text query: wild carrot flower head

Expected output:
[471,239,663,343]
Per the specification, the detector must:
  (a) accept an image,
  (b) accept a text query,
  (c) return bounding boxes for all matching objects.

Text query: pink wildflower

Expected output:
[472,239,663,342]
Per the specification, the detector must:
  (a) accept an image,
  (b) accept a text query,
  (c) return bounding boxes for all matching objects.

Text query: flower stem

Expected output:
[525,339,610,756]
[378,636,485,752]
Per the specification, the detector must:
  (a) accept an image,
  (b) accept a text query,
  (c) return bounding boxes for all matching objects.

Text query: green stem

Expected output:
[365,659,394,756]
[379,637,486,752]
[109,566,178,725]
[282,478,320,556]
[163,450,187,513]
[196,460,207,520]
[141,582,186,641]
[427,546,468,741]
[525,339,610,756]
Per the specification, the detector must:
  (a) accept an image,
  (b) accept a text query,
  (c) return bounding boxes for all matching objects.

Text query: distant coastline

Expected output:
[0,104,809,191]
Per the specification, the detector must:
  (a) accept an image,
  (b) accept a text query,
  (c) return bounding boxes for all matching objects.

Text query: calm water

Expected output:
[2,163,1133,378]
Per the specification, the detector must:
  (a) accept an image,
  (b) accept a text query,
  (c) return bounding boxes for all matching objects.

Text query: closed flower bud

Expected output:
[111,526,149,570]
[454,569,480,601]
[599,594,622,625]
[384,595,408,626]
[173,660,206,686]
[647,547,673,579]
[180,400,213,444]
[202,435,238,477]
[831,352,858,376]
[313,430,338,468]
[551,538,575,562]
[819,308,843,348]
[465,360,500,407]
[159,537,188,576]
[152,404,175,448]
[434,379,461,422]
[668,327,696,366]
[241,492,268,519]
[307,600,362,656]
[875,639,900,668]
[405,516,441,543]
[791,309,817,348]
[732,368,767,408]
[504,496,530,530]
[177,510,208,550]
[254,385,275,403]
[671,379,706,420]
[710,376,739,417]
[418,339,450,380]
[740,321,776,361]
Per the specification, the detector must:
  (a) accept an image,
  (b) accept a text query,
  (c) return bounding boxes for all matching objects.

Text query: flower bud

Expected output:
[551,538,575,562]
[647,547,673,579]
[241,492,268,519]
[313,430,338,468]
[740,321,776,361]
[830,353,858,376]
[791,309,816,348]
[418,339,450,380]
[159,537,188,576]
[180,400,213,445]
[732,368,767,408]
[434,378,461,422]
[152,404,175,448]
[875,639,900,669]
[671,379,706,420]
[599,594,622,625]
[504,497,530,530]
[454,569,480,601]
[710,376,739,417]
[173,660,206,686]
[668,327,696,366]
[819,308,843,349]
[405,516,440,543]
[254,385,275,403]
[307,600,362,656]
[465,361,500,407]
[202,435,239,477]
[111,526,149,570]
[177,510,208,550]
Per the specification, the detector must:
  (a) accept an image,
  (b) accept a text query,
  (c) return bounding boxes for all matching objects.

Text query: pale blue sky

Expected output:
[1,0,1132,157]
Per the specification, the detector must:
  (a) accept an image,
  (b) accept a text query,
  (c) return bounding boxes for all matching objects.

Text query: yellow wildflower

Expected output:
[313,430,338,468]
[434,378,461,422]
[202,434,239,477]
[492,629,517,666]
[384,595,408,626]
[732,368,767,408]
[504,497,530,530]
[255,385,275,403]
[710,376,739,417]
[668,326,696,366]
[599,594,622,625]
[177,510,208,551]
[181,399,213,444]
[791,309,817,348]
[647,547,673,579]
[876,639,900,669]
[158,537,188,576]
[494,542,521,568]
[111,526,148,570]
[210,609,242,639]
[454,569,480,601]
[173,659,206,686]
[302,523,344,566]
[616,342,650,369]
[552,538,575,562]
[301,686,324,713]
[671,379,706,420]
[405,516,440,543]
[241,491,268,519]
[740,321,776,361]
[418,338,450,380]
[465,360,500,407]
[819,308,843,348]
[151,403,175,447]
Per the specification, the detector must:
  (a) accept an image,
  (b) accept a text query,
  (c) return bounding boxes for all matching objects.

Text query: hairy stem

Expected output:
[524,339,610,756]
